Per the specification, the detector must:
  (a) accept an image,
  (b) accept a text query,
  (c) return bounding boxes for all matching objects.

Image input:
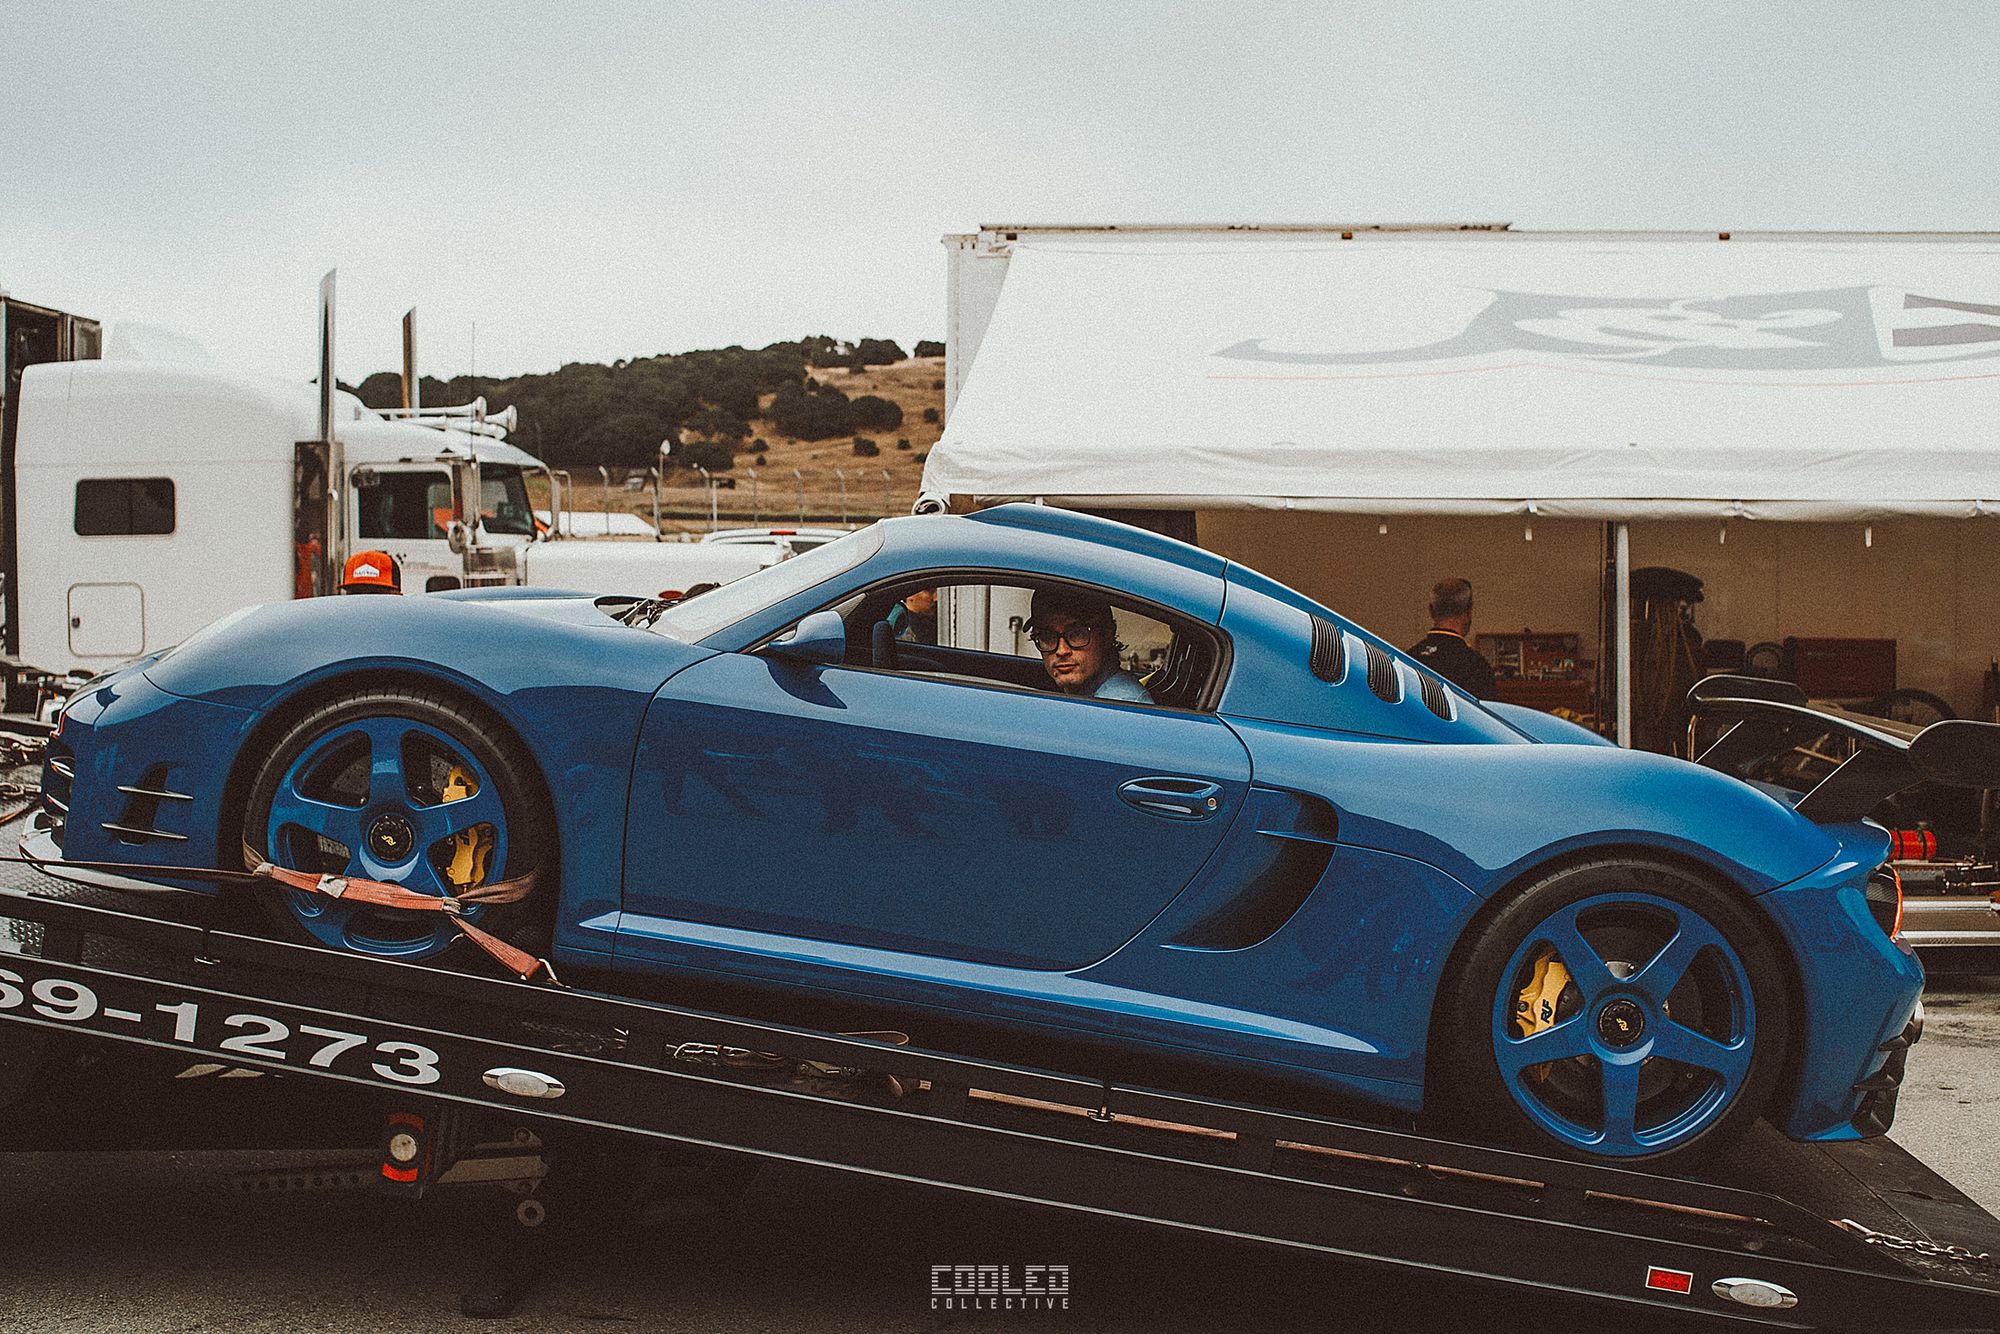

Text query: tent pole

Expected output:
[1614,522,1632,747]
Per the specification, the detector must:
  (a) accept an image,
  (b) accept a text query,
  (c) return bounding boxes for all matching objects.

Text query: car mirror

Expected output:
[765,609,847,667]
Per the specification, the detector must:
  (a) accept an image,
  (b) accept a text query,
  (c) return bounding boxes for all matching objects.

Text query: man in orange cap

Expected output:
[340,550,403,595]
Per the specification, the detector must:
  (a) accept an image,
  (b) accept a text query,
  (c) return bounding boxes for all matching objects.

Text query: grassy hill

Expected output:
[364,346,948,537]
[550,356,946,535]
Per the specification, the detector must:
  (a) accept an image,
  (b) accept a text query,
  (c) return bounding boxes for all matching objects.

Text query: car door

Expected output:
[618,639,1251,973]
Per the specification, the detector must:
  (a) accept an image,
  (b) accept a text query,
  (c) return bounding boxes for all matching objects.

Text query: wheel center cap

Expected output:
[1596,998,1647,1048]
[368,813,415,862]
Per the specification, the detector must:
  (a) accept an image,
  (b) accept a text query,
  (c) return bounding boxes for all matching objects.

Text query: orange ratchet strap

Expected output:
[240,842,555,984]
[1,847,557,985]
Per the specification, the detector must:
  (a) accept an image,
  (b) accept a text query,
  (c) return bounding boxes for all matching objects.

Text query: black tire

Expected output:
[239,686,553,964]
[1430,858,1789,1167]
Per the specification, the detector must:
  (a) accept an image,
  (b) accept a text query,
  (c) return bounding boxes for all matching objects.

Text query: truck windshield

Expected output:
[480,466,537,536]
[644,525,884,643]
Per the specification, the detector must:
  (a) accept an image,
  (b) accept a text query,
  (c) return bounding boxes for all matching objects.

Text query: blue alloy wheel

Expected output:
[1491,892,1753,1156]
[242,689,548,962]
[1435,860,1785,1165]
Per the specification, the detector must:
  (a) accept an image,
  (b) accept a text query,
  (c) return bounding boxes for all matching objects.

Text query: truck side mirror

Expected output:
[449,457,481,537]
[446,520,470,555]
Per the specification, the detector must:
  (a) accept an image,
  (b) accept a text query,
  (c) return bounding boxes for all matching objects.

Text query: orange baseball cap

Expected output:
[340,550,403,594]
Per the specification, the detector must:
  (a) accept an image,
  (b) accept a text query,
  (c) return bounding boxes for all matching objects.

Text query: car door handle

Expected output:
[1118,776,1224,820]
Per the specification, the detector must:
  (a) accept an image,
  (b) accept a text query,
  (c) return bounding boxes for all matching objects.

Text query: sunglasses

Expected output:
[1029,623,1099,652]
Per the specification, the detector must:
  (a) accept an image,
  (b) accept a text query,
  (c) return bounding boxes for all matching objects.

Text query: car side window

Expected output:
[844,578,1219,711]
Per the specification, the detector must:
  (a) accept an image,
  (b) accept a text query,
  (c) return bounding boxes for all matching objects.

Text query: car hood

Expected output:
[142,592,706,713]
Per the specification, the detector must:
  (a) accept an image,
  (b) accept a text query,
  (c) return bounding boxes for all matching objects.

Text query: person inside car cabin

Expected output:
[1026,588,1152,702]
[887,586,939,644]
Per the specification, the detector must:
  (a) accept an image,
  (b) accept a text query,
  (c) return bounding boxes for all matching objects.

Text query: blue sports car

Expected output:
[26,505,1942,1165]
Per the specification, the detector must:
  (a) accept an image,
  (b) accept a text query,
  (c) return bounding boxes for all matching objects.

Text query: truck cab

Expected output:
[342,425,542,594]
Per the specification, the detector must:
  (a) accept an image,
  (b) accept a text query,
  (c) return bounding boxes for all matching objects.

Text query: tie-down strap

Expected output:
[6,844,555,984]
[240,841,554,983]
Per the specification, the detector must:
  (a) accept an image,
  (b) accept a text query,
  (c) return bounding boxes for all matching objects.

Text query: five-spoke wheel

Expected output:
[242,688,549,962]
[1436,859,1786,1164]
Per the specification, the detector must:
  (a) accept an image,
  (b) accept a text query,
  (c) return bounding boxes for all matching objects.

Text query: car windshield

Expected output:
[642,524,884,642]
[480,465,537,536]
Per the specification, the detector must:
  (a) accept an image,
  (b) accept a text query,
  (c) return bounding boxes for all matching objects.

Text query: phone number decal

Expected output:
[0,964,442,1085]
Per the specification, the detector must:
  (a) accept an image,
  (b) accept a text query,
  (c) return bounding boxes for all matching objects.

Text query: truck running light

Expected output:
[1644,1266,1694,1295]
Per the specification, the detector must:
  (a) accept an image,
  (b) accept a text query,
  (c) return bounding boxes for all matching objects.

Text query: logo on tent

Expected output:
[1214,288,2000,373]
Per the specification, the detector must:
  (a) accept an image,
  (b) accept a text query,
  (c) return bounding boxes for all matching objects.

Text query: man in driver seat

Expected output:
[1027,589,1152,702]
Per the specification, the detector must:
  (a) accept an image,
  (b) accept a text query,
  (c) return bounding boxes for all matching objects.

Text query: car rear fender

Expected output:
[1222,717,1843,897]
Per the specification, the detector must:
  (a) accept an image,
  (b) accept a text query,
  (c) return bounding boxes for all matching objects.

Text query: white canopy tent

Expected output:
[921,228,2000,742]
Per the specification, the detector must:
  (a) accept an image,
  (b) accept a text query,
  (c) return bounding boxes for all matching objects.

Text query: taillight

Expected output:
[1863,866,1904,939]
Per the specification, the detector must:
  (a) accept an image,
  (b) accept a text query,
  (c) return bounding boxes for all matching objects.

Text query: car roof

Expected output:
[865,505,1230,623]
[964,504,1228,580]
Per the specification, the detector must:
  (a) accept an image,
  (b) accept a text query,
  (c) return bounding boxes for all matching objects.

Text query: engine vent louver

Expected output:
[1309,617,1347,683]
[1363,641,1400,703]
[1418,672,1454,720]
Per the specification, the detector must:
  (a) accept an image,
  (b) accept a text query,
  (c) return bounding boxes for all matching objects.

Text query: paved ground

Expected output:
[1880,968,2000,1215]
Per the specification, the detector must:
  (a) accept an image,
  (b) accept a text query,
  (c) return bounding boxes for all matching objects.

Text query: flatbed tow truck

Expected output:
[1,866,1997,1331]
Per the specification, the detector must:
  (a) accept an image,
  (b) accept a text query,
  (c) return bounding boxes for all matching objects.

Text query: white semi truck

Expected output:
[6,359,777,676]
[2,277,778,677]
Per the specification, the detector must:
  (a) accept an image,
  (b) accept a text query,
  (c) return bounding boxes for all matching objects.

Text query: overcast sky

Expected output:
[4,1,1995,384]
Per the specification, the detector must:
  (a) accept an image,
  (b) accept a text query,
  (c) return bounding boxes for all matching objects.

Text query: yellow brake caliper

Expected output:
[1513,950,1572,1080]
[440,763,496,891]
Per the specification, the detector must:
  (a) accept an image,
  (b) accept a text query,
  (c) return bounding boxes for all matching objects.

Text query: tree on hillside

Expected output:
[353,371,460,411]
[850,394,903,431]
[799,335,853,368]
[854,338,906,367]
[769,381,854,440]
[685,405,749,441]
[676,438,736,472]
[576,411,674,470]
[913,340,945,359]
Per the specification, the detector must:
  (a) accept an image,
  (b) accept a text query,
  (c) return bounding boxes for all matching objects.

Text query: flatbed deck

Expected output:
[3,870,1998,1331]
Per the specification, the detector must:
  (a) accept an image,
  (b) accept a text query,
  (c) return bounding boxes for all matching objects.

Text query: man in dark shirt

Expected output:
[1407,577,1496,698]
[886,586,938,644]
